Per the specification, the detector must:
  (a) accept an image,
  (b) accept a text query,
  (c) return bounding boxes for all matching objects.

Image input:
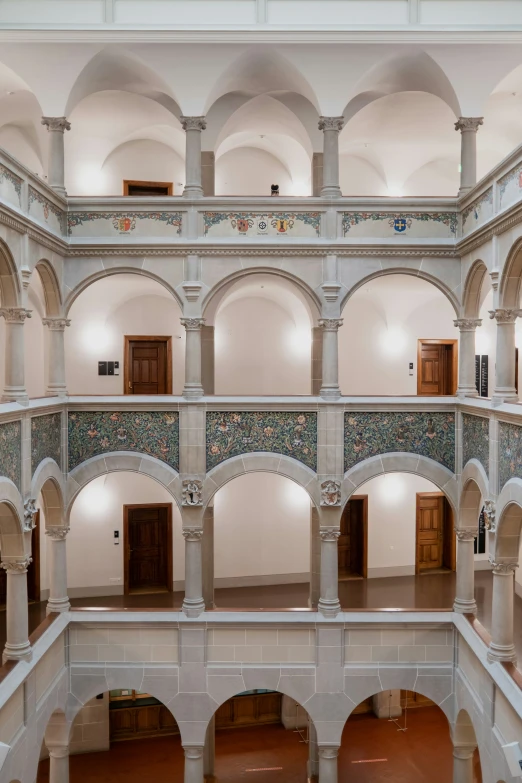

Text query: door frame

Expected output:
[123,503,173,595]
[124,335,173,395]
[415,492,455,574]
[339,494,368,579]
[416,339,458,396]
[123,179,173,196]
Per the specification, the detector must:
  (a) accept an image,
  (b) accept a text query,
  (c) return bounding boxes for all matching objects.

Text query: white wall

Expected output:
[215,147,294,196]
[65,275,185,395]
[101,139,185,196]
[25,271,46,400]
[339,275,457,395]
[67,472,184,594]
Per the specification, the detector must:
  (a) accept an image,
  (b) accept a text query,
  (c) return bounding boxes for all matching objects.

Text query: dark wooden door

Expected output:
[127,340,168,395]
[124,505,172,594]
[416,493,444,571]
[417,341,457,395]
[338,496,367,577]
[27,512,40,603]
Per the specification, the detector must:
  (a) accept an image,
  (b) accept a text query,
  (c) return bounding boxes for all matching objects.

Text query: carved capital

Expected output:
[42,318,71,331]
[1,557,32,574]
[453,318,482,332]
[320,480,341,507]
[318,116,344,133]
[182,479,203,506]
[452,746,475,761]
[320,527,340,542]
[489,559,517,575]
[319,318,343,332]
[41,116,71,133]
[23,499,37,532]
[182,529,203,543]
[180,116,207,132]
[483,499,496,532]
[454,117,483,133]
[48,747,69,759]
[45,526,70,541]
[184,746,204,760]
[318,746,339,759]
[456,530,476,542]
[0,308,32,323]
[181,318,205,331]
[489,308,522,324]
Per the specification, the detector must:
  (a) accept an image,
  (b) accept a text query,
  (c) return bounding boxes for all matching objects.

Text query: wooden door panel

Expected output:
[125,505,172,593]
[416,494,444,571]
[126,338,169,395]
[418,341,457,396]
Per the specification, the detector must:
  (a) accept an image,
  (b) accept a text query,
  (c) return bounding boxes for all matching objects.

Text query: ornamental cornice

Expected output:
[42,318,71,331]
[454,318,482,331]
[454,117,484,133]
[64,245,458,258]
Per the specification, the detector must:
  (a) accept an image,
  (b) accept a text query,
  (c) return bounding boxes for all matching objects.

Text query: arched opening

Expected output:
[339,274,458,396]
[453,709,482,783]
[65,273,184,396]
[0,59,45,176]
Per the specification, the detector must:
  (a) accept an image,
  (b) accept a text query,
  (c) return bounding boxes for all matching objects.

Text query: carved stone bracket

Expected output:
[320,480,341,506]
[318,318,343,332]
[321,282,341,303]
[181,317,205,331]
[180,116,207,132]
[41,116,71,133]
[0,308,32,323]
[319,528,341,542]
[454,117,484,133]
[453,318,482,332]
[182,529,204,542]
[483,499,496,532]
[45,526,70,541]
[318,117,344,133]
[1,557,32,574]
[23,499,37,532]
[42,318,71,331]
[182,479,203,506]
[182,282,202,302]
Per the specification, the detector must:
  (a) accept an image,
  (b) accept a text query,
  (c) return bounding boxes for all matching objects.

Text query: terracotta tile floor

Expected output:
[36,707,456,783]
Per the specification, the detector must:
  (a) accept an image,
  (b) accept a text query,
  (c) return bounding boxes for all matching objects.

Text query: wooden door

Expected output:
[416,493,444,572]
[417,340,457,395]
[124,504,172,594]
[124,336,172,395]
[27,512,40,603]
[338,495,367,578]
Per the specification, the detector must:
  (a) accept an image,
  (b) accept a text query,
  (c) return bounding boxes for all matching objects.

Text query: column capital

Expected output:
[183,529,204,542]
[41,116,71,133]
[23,499,37,532]
[0,307,32,323]
[180,116,207,132]
[456,529,476,542]
[42,317,71,331]
[320,479,341,507]
[452,745,476,761]
[183,745,205,759]
[318,318,343,331]
[489,308,522,324]
[319,527,340,542]
[454,117,483,133]
[1,556,32,574]
[489,558,517,575]
[182,479,203,506]
[48,746,69,759]
[181,317,205,331]
[454,318,482,332]
[45,526,70,541]
[318,745,340,759]
[318,116,344,133]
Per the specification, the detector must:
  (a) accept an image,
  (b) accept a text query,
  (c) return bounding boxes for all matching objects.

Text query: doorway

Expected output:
[417,340,457,395]
[124,336,172,395]
[415,493,455,574]
[338,495,368,579]
[123,504,173,594]
[0,511,40,607]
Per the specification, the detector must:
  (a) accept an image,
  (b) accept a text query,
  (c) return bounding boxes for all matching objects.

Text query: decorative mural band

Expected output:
[461,189,493,234]
[344,412,455,473]
[462,413,489,476]
[203,212,321,238]
[498,421,522,490]
[0,420,21,490]
[67,212,183,237]
[341,212,458,238]
[31,413,62,473]
[68,411,179,472]
[28,186,66,234]
[206,411,317,471]
[0,163,22,205]
[499,163,522,211]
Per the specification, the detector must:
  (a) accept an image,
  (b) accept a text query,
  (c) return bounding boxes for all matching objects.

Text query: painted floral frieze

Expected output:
[462,413,489,476]
[0,420,21,490]
[203,212,321,238]
[344,412,455,473]
[461,189,493,235]
[68,411,179,472]
[31,413,62,473]
[342,212,458,239]
[0,163,22,207]
[498,421,522,489]
[206,411,317,471]
[28,187,66,235]
[67,212,183,238]
[499,163,522,211]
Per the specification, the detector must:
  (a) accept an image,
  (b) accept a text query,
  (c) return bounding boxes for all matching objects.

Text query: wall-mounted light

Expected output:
[380,326,407,358]
[378,473,405,504]
[78,476,112,516]
[81,322,114,355]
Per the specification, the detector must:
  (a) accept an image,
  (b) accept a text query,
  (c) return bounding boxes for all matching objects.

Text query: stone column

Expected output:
[202,506,215,610]
[490,309,521,403]
[319,319,342,400]
[318,746,339,783]
[41,117,71,197]
[372,690,402,718]
[203,716,215,781]
[308,719,319,782]
[1,557,31,662]
[46,527,70,614]
[184,745,204,783]
[454,531,477,614]
[318,117,344,198]
[454,117,483,196]
[181,318,205,399]
[49,746,69,783]
[452,746,475,783]
[488,561,517,662]
[318,528,341,617]
[454,319,481,397]
[0,307,31,403]
[182,530,205,617]
[181,116,206,198]
[43,318,70,397]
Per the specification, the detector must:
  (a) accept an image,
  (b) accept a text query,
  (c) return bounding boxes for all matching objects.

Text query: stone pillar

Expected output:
[308,718,319,782]
[202,506,215,610]
[49,746,69,783]
[452,746,475,783]
[372,690,402,718]
[454,319,481,397]
[46,527,71,614]
[318,746,338,783]
[454,117,483,197]
[309,506,320,609]
[41,116,71,197]
[184,746,204,783]
[182,530,205,617]
[1,557,31,662]
[318,117,344,198]
[201,325,215,395]
[488,561,517,662]
[0,307,31,403]
[319,319,342,400]
[312,152,323,197]
[201,151,215,196]
[181,318,205,399]
[181,116,206,198]
[311,326,322,395]
[318,528,341,617]
[203,716,215,781]
[490,309,520,403]
[453,531,477,614]
[43,317,70,397]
